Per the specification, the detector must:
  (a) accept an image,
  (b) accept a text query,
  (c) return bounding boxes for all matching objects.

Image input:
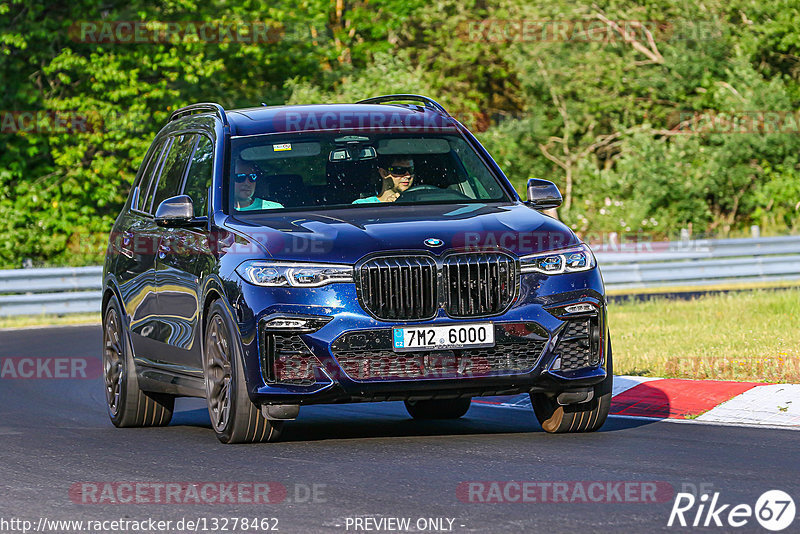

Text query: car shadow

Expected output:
[169,391,668,442]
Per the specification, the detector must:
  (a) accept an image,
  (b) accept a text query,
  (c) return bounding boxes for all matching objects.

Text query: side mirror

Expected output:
[526,178,563,210]
[155,195,194,226]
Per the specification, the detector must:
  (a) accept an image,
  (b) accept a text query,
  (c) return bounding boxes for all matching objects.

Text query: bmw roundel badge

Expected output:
[424,238,444,247]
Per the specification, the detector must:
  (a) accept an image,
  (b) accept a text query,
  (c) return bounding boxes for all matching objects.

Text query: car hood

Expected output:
[223,202,579,264]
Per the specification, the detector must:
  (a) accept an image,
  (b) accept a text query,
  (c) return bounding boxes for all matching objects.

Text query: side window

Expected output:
[454,142,505,200]
[141,137,173,213]
[182,135,214,218]
[151,133,198,212]
[132,138,168,213]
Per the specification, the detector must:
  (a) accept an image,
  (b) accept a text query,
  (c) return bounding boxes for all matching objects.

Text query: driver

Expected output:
[233,159,284,210]
[352,156,415,203]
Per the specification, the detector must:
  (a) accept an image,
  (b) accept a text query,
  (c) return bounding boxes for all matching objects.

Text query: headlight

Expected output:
[236,261,354,287]
[519,244,596,275]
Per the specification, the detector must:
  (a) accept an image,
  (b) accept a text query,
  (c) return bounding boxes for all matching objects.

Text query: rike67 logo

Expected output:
[668,490,796,531]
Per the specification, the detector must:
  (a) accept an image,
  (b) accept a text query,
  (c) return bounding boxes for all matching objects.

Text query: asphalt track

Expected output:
[0,325,798,533]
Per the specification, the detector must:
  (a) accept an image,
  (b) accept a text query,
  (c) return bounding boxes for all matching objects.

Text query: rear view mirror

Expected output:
[329,146,377,162]
[526,179,563,210]
[155,195,194,226]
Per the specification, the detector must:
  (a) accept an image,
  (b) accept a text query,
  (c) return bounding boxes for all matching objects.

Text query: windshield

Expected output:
[227,132,511,213]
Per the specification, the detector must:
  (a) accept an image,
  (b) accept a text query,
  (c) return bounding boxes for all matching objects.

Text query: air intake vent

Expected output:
[553,319,600,371]
[260,333,317,384]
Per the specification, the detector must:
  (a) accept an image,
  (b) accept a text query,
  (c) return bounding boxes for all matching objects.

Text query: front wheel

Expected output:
[102,295,174,427]
[405,398,472,419]
[203,300,283,444]
[531,340,613,433]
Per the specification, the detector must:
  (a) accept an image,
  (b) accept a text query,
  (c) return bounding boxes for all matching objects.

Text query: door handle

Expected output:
[120,231,134,258]
[158,242,170,260]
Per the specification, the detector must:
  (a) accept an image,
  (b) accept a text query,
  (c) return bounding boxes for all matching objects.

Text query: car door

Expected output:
[156,134,216,371]
[117,137,171,360]
[151,133,208,369]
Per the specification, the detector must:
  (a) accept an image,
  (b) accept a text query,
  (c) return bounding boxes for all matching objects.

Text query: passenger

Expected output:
[233,159,283,210]
[353,157,415,204]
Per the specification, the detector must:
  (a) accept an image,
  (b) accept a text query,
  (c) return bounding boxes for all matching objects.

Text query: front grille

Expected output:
[356,252,518,320]
[331,323,547,381]
[357,255,437,320]
[443,252,517,317]
[260,333,317,385]
[553,319,598,371]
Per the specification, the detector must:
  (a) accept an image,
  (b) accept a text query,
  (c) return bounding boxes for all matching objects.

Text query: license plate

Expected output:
[393,323,494,352]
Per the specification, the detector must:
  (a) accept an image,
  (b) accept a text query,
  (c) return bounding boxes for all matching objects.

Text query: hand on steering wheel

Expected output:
[377,190,401,202]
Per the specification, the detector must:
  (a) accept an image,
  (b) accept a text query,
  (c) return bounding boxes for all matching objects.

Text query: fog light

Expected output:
[564,303,595,314]
[261,316,332,332]
[263,318,312,330]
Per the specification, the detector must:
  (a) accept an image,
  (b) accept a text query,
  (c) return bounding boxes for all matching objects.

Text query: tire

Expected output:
[102,295,174,427]
[203,300,283,444]
[531,339,614,434]
[405,398,472,419]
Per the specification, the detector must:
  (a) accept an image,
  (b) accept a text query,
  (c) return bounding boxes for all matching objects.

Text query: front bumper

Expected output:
[233,268,609,406]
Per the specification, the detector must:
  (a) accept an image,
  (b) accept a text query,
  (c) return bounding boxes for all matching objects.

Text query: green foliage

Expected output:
[1,0,799,267]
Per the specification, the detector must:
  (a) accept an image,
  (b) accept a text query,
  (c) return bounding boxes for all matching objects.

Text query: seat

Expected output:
[411,153,462,189]
[324,160,379,205]
[255,174,308,207]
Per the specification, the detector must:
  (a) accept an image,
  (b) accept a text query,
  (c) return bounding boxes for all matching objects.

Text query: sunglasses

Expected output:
[386,165,414,175]
[234,172,258,183]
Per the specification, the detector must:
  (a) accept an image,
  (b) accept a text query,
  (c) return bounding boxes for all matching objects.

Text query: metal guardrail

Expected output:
[593,235,800,290]
[0,236,798,316]
[0,266,103,317]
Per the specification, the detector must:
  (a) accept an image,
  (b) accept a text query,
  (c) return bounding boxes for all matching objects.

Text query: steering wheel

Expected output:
[402,184,439,193]
[397,184,471,202]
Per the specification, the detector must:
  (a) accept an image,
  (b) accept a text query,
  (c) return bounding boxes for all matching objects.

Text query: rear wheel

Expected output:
[531,340,613,433]
[405,398,472,419]
[102,295,174,427]
[203,300,283,444]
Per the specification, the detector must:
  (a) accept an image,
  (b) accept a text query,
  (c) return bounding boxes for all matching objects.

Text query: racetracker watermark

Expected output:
[80,230,712,261]
[457,481,674,503]
[69,21,283,44]
[1,111,100,134]
[0,110,153,135]
[106,230,336,257]
[0,357,100,379]
[455,230,712,256]
[459,19,721,43]
[69,482,326,505]
[671,110,800,135]
[292,352,505,382]
[269,109,453,133]
[665,356,800,382]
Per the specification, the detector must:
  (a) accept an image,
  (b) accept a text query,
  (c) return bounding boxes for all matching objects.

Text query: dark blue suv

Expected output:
[102,95,612,443]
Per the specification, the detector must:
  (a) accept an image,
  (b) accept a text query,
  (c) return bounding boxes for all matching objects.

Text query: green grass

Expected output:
[611,289,800,383]
[0,312,100,330]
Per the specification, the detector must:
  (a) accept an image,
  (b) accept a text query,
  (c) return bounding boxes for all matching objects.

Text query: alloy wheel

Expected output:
[205,315,233,432]
[102,306,124,416]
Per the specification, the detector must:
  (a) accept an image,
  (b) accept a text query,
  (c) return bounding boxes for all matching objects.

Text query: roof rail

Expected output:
[355,94,450,117]
[169,102,229,127]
